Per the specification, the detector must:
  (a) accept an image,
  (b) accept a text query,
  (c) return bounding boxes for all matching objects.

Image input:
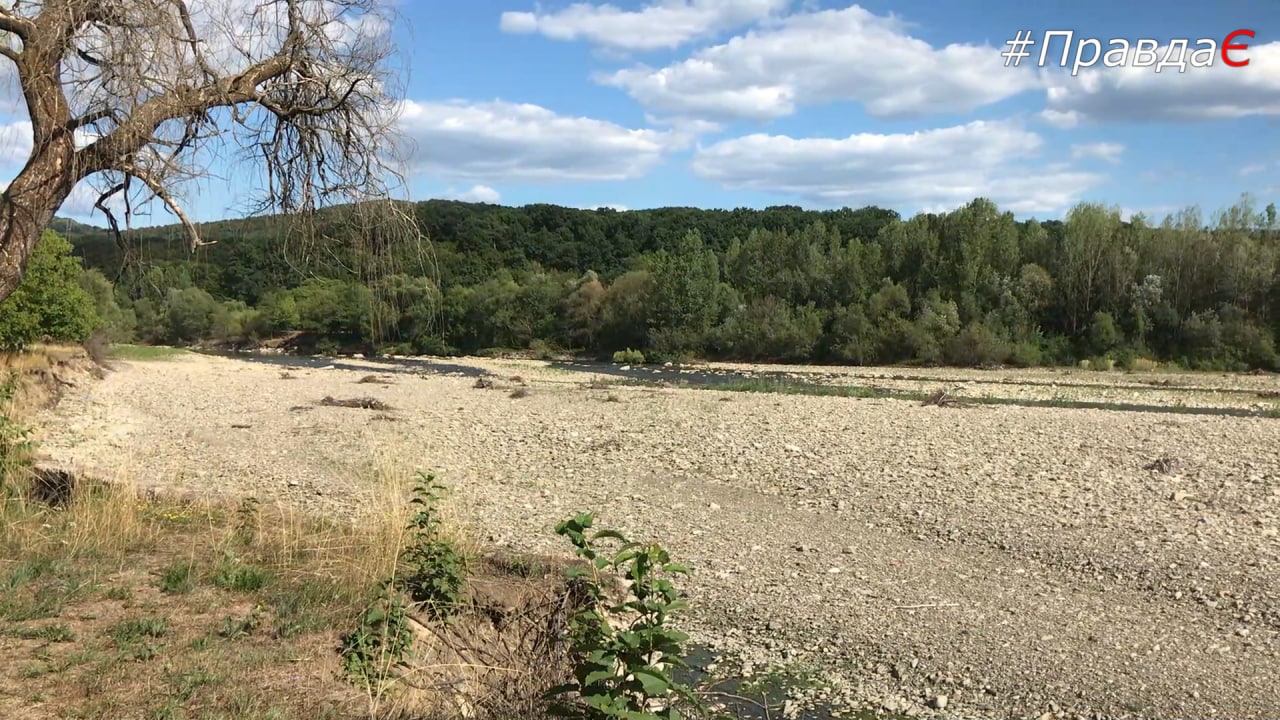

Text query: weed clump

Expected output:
[549,512,699,720]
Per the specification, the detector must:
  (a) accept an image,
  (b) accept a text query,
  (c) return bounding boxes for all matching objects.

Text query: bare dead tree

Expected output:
[0,0,420,304]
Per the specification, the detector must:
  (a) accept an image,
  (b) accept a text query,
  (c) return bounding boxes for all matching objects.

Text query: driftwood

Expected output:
[920,388,970,407]
[318,396,392,411]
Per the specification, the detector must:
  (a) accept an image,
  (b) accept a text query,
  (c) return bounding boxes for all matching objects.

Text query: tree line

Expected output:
[10,194,1280,371]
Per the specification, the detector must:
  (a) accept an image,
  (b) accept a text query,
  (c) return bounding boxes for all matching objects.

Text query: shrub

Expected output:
[1006,341,1042,367]
[399,473,467,620]
[612,348,645,364]
[945,322,1010,366]
[549,512,698,720]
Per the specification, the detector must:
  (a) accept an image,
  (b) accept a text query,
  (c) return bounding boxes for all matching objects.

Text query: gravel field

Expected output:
[36,353,1280,719]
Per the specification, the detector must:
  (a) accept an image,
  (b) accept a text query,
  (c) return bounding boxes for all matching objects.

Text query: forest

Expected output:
[7,193,1280,371]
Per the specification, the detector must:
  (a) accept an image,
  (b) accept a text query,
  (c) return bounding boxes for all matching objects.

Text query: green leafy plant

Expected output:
[549,512,699,720]
[399,472,467,620]
[339,579,413,689]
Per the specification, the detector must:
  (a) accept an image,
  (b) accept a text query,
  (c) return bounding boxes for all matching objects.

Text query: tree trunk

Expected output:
[0,138,80,304]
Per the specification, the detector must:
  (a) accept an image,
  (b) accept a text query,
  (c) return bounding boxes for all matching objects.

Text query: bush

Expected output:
[1089,311,1122,355]
[945,322,1010,366]
[0,231,98,350]
[1006,341,1042,367]
[612,348,645,364]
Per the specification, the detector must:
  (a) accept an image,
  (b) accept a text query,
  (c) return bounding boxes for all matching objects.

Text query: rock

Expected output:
[930,695,948,710]
[784,443,803,454]
[1171,490,1195,502]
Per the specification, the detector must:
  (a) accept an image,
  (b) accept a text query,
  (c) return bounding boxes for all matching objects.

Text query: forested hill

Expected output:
[46,195,1280,371]
[55,200,903,292]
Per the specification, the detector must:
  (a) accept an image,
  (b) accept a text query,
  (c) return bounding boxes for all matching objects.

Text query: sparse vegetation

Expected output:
[108,344,189,361]
[549,512,699,720]
[0,411,415,719]
[399,474,468,619]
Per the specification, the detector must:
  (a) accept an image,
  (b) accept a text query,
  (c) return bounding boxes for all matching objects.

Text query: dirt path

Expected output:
[37,353,1280,719]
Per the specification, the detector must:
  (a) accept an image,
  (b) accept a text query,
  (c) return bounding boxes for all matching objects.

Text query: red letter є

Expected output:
[1222,29,1254,67]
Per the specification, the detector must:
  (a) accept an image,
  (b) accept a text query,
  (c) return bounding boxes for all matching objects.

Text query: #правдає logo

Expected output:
[1001,29,1255,75]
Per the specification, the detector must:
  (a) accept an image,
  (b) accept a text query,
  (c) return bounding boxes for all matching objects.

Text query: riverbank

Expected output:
[31,350,1280,718]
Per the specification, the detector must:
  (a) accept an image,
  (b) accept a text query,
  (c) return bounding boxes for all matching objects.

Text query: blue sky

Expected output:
[3,0,1279,225]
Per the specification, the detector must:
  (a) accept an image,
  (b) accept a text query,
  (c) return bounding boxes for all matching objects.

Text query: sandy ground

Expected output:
[36,353,1280,719]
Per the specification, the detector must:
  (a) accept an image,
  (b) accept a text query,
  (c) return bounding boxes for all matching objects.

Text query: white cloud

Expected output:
[0,118,122,165]
[1038,109,1083,129]
[0,120,32,164]
[690,120,1103,214]
[451,184,502,203]
[396,99,685,182]
[598,5,1042,121]
[1238,163,1270,177]
[499,0,790,51]
[1071,142,1124,164]
[1043,41,1280,123]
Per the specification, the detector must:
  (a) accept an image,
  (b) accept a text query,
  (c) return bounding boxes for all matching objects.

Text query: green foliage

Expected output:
[1089,312,1123,355]
[646,231,721,356]
[44,189,1280,370]
[549,512,698,720]
[338,472,465,692]
[213,553,271,593]
[339,580,413,688]
[612,348,646,364]
[159,560,197,595]
[79,269,136,342]
[399,473,467,620]
[0,231,98,350]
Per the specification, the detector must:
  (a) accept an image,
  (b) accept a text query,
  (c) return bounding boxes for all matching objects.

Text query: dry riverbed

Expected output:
[36,352,1280,719]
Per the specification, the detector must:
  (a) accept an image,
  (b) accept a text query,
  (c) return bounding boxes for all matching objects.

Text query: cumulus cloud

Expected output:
[1042,40,1280,123]
[0,120,32,164]
[451,184,502,203]
[0,117,122,165]
[690,120,1102,214]
[598,5,1042,121]
[1071,142,1124,164]
[396,99,684,182]
[499,0,790,51]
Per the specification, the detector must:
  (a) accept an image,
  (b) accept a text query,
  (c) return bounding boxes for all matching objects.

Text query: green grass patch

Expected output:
[159,560,197,595]
[107,344,188,361]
